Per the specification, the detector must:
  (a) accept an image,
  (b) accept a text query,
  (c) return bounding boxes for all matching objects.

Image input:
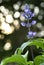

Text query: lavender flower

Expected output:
[27,31,36,38]
[28,31,33,37]
[24,4,30,13]
[23,4,35,19]
[22,13,29,19]
[33,32,36,36]
[21,22,26,27]
[26,22,31,27]
[21,4,37,39]
[21,4,36,27]
[31,20,36,25]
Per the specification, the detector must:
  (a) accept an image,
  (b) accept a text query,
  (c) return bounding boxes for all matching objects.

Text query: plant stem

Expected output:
[30,46,34,61]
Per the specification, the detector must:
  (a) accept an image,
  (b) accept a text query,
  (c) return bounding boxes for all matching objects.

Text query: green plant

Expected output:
[0,38,44,65]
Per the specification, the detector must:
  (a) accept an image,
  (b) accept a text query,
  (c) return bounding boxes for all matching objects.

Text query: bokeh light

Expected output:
[38,15,43,20]
[0,1,44,38]
[14,11,20,18]
[6,14,13,23]
[13,20,20,29]
[1,22,14,35]
[34,6,39,15]
[29,4,34,9]
[13,4,19,10]
[36,23,42,29]
[40,2,44,8]
[20,13,25,21]
[0,0,2,3]
[3,40,12,51]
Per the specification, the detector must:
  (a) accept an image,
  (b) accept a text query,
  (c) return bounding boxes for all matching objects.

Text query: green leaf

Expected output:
[27,61,34,65]
[34,55,44,65]
[20,38,44,51]
[15,48,22,55]
[30,38,44,49]
[20,41,30,52]
[22,51,29,60]
[1,38,44,65]
[1,55,27,65]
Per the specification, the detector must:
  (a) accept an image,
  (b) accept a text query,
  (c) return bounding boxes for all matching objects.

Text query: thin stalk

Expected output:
[30,46,34,61]
[27,17,34,60]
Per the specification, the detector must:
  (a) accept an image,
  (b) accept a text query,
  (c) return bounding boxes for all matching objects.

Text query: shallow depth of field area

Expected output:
[0,0,44,65]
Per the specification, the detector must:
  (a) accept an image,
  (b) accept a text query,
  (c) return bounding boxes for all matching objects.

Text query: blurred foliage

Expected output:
[0,38,44,65]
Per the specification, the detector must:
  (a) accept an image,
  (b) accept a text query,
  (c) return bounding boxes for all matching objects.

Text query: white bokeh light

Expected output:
[17,1,21,6]
[13,4,19,10]
[0,6,6,13]
[39,10,44,15]
[3,41,12,51]
[40,31,44,36]
[0,17,5,23]
[0,6,9,16]
[40,2,44,7]
[14,11,20,18]
[21,5,25,10]
[20,14,25,21]
[6,14,13,23]
[0,13,3,19]
[38,15,43,20]
[3,9,9,16]
[36,23,42,29]
[1,22,14,35]
[37,31,44,37]
[13,20,20,29]
[0,0,2,3]
[34,6,39,15]
[29,4,34,9]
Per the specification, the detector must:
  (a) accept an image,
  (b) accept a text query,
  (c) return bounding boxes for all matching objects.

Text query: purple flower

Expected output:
[28,31,33,37]
[31,13,35,17]
[33,32,36,36]
[21,22,26,27]
[20,4,37,39]
[27,31,36,38]
[21,22,31,27]
[26,22,31,27]
[22,4,35,19]
[24,4,30,13]
[22,13,28,19]
[31,20,36,25]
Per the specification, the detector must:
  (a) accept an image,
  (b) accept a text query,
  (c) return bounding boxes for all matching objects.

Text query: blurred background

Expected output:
[0,0,44,63]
